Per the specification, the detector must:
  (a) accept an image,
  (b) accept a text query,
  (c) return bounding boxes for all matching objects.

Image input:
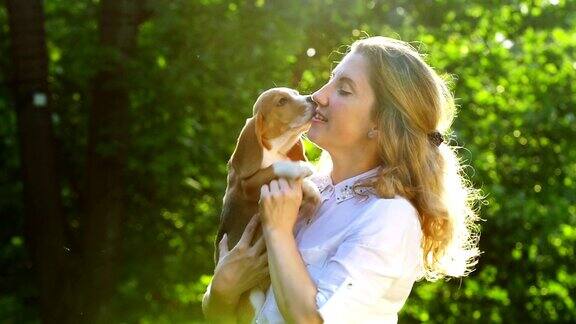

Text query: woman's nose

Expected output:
[311,85,329,107]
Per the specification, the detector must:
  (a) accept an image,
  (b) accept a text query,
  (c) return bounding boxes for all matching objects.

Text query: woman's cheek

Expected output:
[307,123,324,144]
[336,123,361,146]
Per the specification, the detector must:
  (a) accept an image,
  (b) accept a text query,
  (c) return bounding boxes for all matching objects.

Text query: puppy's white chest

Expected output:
[260,133,294,169]
[260,149,288,169]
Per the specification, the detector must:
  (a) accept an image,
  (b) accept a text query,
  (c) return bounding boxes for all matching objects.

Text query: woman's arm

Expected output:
[264,227,322,324]
[202,215,269,323]
[202,280,240,323]
[259,178,323,324]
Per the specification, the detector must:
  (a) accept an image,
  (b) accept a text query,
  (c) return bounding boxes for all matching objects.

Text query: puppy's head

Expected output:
[252,87,316,158]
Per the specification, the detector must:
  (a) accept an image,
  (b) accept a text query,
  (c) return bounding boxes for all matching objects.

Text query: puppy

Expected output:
[215,87,320,323]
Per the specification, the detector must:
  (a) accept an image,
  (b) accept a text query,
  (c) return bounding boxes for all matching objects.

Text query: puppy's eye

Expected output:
[277,97,288,106]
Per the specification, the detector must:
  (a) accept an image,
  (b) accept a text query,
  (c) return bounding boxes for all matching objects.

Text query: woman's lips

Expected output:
[312,111,328,123]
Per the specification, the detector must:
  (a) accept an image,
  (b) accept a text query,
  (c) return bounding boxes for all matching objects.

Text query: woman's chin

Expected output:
[306,127,319,143]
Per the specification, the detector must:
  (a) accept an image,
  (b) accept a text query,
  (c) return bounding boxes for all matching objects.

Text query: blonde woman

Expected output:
[203,36,481,323]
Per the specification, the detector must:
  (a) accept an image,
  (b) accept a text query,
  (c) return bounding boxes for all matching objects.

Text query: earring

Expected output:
[367,128,377,139]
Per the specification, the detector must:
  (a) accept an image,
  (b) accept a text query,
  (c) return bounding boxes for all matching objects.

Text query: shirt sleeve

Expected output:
[314,198,423,322]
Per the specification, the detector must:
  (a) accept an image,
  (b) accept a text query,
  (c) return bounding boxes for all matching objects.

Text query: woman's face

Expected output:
[308,52,377,153]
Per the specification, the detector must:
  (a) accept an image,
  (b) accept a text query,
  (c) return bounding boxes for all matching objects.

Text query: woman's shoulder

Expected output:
[347,195,421,245]
[363,195,419,224]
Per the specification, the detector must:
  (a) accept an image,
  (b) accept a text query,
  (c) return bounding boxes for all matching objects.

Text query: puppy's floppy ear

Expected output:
[230,117,263,179]
[286,139,307,161]
[255,113,272,150]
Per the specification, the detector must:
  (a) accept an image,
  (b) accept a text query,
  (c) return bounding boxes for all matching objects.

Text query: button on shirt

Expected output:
[254,167,424,324]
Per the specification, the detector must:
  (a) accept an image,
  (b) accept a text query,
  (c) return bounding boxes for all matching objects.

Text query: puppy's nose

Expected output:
[306,95,317,108]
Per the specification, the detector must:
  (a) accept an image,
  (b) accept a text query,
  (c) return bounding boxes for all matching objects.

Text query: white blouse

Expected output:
[254,167,424,324]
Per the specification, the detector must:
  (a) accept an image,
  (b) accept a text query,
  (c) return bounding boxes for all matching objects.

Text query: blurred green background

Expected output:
[1,0,575,323]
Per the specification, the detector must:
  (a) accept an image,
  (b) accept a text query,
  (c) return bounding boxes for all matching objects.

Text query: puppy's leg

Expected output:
[241,161,316,200]
[240,165,277,200]
[300,179,321,219]
[272,161,320,219]
[302,178,321,203]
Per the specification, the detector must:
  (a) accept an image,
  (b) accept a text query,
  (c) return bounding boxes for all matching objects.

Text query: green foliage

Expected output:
[0,0,575,322]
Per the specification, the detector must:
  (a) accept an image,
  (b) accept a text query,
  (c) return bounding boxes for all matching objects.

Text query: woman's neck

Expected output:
[328,147,381,185]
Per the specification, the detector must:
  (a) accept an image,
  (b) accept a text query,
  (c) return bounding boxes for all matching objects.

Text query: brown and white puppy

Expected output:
[215,87,320,323]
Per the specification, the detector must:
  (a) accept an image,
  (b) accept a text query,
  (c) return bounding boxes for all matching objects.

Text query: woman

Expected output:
[202,36,481,323]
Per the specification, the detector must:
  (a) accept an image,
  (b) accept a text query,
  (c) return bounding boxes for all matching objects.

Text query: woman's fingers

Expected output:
[256,253,268,267]
[261,266,269,277]
[278,178,289,191]
[259,266,269,279]
[259,267,270,286]
[261,178,298,201]
[290,178,302,190]
[218,233,228,261]
[237,214,259,249]
[259,183,270,203]
[251,234,266,256]
[278,178,301,195]
[269,179,280,194]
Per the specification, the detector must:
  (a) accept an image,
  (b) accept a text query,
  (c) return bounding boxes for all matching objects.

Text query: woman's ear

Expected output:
[286,140,307,161]
[367,127,379,139]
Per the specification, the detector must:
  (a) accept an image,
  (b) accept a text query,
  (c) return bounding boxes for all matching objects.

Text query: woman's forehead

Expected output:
[332,53,370,84]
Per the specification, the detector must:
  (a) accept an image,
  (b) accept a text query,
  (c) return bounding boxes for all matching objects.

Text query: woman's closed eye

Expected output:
[338,88,352,96]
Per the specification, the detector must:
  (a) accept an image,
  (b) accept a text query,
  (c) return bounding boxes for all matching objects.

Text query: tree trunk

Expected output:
[81,0,141,322]
[5,0,67,322]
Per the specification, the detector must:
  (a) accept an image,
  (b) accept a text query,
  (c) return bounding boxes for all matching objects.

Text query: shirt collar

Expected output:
[311,166,380,204]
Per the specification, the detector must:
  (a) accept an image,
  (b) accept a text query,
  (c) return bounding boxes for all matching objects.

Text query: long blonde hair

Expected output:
[349,36,482,280]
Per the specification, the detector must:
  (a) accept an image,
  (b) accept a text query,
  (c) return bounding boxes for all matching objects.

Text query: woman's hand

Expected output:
[259,178,303,234]
[210,214,269,303]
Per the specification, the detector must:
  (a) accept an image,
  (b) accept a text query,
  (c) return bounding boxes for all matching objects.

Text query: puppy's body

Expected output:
[215,88,320,323]
[217,116,263,250]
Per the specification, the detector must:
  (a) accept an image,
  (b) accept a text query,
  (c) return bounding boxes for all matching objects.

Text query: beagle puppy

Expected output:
[215,87,320,323]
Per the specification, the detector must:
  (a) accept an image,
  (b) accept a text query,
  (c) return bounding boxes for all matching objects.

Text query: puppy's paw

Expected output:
[299,179,321,219]
[273,161,315,179]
